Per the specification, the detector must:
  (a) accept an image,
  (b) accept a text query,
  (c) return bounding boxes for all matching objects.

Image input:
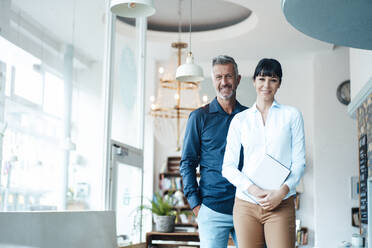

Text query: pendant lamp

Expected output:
[110,0,156,18]
[175,0,204,82]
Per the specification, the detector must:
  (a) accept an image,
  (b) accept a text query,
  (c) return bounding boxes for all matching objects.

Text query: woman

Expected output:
[222,58,305,248]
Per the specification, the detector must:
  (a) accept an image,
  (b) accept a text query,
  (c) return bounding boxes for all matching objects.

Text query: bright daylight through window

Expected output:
[0,36,66,211]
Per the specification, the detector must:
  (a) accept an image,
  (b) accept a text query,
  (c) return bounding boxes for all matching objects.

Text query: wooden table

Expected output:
[145,231,200,248]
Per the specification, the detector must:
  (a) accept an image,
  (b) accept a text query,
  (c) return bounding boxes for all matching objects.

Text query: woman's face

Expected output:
[253,75,281,102]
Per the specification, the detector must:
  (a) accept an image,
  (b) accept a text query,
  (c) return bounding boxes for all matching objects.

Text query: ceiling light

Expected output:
[176,52,203,82]
[110,0,156,18]
[175,0,204,82]
[150,0,202,151]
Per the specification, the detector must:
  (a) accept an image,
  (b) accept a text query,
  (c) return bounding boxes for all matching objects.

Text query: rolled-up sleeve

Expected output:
[222,115,252,191]
[180,111,202,209]
[284,109,306,191]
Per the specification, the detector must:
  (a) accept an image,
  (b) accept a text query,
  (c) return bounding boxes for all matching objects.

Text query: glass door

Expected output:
[110,141,144,246]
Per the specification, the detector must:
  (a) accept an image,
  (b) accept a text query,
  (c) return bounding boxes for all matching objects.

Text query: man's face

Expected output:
[212,63,240,100]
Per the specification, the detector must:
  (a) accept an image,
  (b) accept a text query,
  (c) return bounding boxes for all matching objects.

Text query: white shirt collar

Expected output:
[250,100,281,113]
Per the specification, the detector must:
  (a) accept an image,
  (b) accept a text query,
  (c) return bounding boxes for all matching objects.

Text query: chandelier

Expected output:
[150,41,202,151]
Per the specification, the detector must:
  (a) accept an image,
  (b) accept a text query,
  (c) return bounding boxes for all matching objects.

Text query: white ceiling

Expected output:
[10,0,333,64]
[120,0,251,32]
[118,0,333,62]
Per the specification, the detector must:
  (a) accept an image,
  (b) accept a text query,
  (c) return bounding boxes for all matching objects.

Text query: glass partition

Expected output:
[0,1,149,245]
[0,0,122,211]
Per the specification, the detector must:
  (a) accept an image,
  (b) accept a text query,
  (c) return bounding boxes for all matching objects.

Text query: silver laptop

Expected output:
[0,211,117,248]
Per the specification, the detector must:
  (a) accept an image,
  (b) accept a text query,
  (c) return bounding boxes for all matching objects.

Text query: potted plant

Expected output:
[141,192,177,233]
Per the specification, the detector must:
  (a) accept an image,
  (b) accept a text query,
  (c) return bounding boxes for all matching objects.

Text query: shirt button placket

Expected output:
[264,129,268,153]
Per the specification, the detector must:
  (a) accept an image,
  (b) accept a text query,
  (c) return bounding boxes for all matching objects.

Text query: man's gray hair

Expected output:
[211,55,239,80]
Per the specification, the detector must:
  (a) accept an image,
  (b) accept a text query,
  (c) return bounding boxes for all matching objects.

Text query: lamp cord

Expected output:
[189,0,192,53]
[178,0,182,42]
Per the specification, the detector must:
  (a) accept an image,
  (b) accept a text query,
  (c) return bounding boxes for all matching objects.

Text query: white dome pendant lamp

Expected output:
[175,0,204,82]
[110,0,156,18]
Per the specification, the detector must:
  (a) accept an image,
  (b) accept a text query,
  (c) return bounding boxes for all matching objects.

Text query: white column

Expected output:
[0,62,6,190]
[62,44,74,209]
[102,0,116,210]
[137,16,147,242]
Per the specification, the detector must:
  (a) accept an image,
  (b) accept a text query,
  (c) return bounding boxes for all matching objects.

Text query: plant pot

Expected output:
[153,214,176,232]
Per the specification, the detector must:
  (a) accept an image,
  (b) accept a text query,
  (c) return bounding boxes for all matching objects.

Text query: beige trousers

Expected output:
[233,196,296,248]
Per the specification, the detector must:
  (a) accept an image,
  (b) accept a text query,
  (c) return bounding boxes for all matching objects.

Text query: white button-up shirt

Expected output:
[222,100,306,204]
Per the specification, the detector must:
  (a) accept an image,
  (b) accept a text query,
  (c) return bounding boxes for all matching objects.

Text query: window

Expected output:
[13,64,43,105]
[0,0,111,215]
[43,72,64,118]
[5,65,12,97]
[0,37,65,211]
[1,129,63,211]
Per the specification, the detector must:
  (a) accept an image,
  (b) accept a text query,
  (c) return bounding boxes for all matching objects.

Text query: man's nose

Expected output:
[221,76,230,84]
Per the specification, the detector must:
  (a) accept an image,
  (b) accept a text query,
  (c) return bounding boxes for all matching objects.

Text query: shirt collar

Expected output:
[209,97,245,114]
[250,100,281,113]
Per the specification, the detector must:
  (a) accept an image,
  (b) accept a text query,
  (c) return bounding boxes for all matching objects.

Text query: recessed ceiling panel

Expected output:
[118,0,252,32]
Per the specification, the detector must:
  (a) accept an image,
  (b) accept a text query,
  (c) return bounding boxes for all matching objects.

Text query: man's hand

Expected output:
[258,185,289,211]
[193,205,201,217]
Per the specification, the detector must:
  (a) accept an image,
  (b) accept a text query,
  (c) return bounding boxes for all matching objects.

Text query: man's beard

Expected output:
[216,86,236,100]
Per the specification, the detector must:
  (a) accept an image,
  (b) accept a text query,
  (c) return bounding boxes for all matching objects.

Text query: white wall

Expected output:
[276,57,316,247]
[313,48,359,248]
[350,48,372,100]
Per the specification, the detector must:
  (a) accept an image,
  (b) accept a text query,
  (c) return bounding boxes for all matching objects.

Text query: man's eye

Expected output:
[226,75,233,79]
[216,76,222,80]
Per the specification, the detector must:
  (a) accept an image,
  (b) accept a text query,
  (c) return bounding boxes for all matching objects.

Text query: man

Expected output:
[180,55,247,248]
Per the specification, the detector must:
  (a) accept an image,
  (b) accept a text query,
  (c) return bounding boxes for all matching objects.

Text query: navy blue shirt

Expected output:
[180,97,247,215]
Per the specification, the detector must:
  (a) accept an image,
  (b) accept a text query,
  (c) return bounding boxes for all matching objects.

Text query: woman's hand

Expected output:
[248,184,268,199]
[258,185,289,211]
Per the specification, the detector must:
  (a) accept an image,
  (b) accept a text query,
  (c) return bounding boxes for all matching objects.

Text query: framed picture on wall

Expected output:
[351,176,359,200]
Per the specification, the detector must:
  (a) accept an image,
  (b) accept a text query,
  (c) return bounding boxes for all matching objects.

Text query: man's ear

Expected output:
[237,75,241,86]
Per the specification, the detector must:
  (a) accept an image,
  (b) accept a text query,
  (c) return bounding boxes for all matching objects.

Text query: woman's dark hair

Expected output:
[253,58,282,83]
